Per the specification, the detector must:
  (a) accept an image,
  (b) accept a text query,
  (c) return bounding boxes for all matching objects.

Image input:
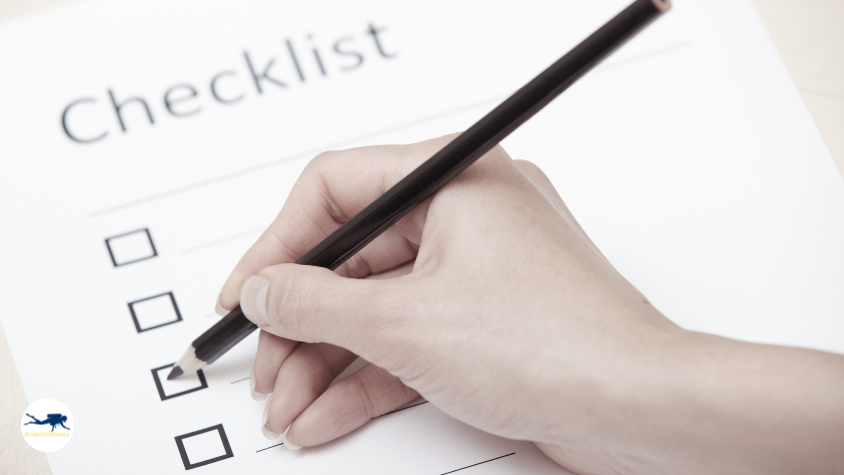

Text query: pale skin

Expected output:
[217,135,844,475]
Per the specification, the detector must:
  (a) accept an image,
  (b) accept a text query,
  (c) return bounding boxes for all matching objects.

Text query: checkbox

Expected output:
[105,228,157,267]
[151,363,208,401]
[175,424,234,470]
[128,292,182,333]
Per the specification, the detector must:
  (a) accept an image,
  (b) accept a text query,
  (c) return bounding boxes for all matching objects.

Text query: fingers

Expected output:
[249,260,415,399]
[284,364,419,449]
[218,135,457,312]
[253,265,416,444]
[251,330,299,399]
[364,260,414,280]
[240,263,409,361]
[332,225,419,279]
[249,259,417,444]
[263,343,358,439]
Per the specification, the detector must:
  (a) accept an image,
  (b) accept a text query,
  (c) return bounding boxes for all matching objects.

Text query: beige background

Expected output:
[1,1,843,473]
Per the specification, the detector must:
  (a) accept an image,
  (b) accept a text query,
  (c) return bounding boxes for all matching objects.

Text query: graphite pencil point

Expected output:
[167,365,184,380]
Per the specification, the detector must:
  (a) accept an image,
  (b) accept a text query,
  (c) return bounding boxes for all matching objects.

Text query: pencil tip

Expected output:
[167,366,184,380]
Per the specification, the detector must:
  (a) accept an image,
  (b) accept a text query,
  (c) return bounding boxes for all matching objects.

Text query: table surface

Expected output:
[1,1,843,474]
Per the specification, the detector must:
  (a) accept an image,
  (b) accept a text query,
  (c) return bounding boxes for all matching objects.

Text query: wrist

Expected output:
[565,327,844,475]
[535,316,692,473]
[536,305,688,443]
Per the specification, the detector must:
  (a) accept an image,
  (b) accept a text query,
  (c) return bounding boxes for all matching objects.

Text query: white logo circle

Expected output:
[21,399,74,452]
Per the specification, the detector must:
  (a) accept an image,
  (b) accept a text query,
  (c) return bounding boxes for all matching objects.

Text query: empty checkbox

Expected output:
[152,363,208,401]
[175,424,234,470]
[105,228,158,267]
[128,292,182,333]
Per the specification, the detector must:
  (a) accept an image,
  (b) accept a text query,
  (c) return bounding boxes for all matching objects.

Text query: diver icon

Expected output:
[24,413,71,432]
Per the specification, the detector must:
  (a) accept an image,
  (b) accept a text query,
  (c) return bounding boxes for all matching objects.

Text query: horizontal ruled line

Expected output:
[373,401,429,419]
[182,226,265,254]
[439,452,516,475]
[87,96,504,218]
[256,442,283,453]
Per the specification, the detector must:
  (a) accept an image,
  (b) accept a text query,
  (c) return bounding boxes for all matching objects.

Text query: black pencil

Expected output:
[168,0,671,380]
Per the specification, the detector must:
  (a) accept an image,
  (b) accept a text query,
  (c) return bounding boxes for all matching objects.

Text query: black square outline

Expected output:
[175,424,234,470]
[105,228,158,267]
[128,292,182,333]
[151,363,208,401]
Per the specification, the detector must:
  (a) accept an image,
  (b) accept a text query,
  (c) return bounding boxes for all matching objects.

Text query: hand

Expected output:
[218,135,844,475]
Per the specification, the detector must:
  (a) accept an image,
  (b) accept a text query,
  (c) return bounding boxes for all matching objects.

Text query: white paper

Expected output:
[1,0,843,473]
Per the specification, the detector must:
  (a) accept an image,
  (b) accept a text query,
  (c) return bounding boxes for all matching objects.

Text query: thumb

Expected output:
[240,263,404,357]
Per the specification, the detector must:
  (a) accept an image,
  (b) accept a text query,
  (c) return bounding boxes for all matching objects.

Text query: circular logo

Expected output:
[21,399,74,452]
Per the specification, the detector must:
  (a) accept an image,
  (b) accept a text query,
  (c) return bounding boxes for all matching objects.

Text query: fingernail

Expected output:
[250,358,267,401]
[282,424,302,450]
[214,291,228,316]
[241,275,270,327]
[261,400,280,440]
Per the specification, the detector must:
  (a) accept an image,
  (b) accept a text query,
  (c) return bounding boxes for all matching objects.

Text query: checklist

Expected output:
[2,0,844,473]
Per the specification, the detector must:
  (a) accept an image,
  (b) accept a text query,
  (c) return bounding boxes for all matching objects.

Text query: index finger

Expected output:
[218,134,457,312]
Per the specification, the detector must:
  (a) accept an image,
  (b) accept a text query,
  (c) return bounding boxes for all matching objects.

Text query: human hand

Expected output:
[215,133,674,462]
[217,134,844,475]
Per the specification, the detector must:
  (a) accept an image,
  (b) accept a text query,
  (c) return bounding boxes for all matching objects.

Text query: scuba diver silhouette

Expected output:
[24,413,70,432]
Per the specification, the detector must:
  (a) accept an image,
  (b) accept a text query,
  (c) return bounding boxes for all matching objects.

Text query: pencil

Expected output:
[168,0,671,380]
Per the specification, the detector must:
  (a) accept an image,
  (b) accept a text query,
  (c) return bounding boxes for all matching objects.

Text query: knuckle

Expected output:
[352,285,418,362]
[266,268,314,335]
[346,374,378,419]
[363,367,417,415]
[514,158,538,169]
[297,152,336,189]
[302,152,350,224]
[489,142,509,158]
[316,175,348,224]
[308,150,339,169]
[310,345,345,381]
[453,143,513,185]
[342,254,372,279]
[488,144,515,170]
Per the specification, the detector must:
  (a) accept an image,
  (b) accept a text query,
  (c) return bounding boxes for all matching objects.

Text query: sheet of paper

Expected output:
[2,0,843,473]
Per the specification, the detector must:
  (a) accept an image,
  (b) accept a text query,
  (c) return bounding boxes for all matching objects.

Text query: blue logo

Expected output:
[21,399,74,452]
[24,413,71,432]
